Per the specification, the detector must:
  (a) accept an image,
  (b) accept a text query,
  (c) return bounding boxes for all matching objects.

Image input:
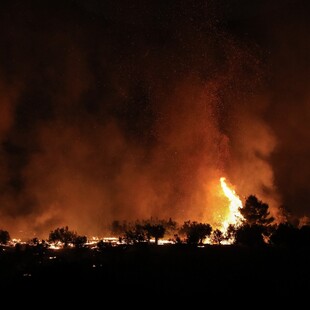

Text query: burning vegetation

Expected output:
[2,1,309,241]
[1,178,310,299]
[0,1,309,299]
[1,177,309,249]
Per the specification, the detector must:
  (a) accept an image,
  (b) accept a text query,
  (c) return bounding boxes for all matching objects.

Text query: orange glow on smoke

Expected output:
[220,177,244,233]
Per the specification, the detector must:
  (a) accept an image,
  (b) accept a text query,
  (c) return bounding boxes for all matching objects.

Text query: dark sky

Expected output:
[0,0,309,238]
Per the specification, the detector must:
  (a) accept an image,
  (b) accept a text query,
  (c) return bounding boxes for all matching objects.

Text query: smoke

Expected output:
[0,0,308,238]
[264,1,310,224]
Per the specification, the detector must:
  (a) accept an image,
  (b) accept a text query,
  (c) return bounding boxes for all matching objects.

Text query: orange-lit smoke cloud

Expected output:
[1,1,308,238]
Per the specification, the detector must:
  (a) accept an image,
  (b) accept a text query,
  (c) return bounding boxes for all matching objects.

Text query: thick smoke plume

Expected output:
[0,1,308,238]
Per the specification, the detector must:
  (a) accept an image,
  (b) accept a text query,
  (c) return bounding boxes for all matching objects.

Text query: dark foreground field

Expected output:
[1,244,310,302]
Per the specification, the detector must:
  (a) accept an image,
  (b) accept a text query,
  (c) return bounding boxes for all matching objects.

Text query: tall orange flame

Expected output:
[220,177,244,233]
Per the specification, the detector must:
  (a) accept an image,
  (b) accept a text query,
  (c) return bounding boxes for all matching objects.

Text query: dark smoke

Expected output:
[0,0,309,238]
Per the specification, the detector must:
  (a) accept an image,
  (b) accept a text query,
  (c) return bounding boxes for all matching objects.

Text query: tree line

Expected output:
[1,194,310,249]
[106,194,310,248]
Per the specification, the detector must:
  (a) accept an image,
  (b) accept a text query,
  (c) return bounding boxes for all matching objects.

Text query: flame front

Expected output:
[220,177,244,233]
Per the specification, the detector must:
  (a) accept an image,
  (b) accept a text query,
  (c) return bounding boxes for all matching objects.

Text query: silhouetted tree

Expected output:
[235,224,265,246]
[172,234,182,244]
[123,223,147,244]
[225,224,238,242]
[73,235,88,248]
[179,221,212,245]
[0,230,10,245]
[29,237,39,245]
[241,195,274,226]
[15,242,22,252]
[143,223,166,245]
[113,217,178,245]
[211,229,224,245]
[269,222,299,247]
[234,195,275,246]
[48,226,77,247]
[162,218,178,238]
[144,217,178,238]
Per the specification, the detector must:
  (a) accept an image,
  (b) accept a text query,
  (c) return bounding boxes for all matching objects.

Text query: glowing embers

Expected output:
[220,177,244,235]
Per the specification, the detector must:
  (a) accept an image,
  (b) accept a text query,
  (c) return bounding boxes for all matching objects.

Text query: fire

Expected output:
[220,177,244,233]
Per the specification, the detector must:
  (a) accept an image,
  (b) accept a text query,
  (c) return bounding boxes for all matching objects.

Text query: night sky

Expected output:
[0,0,309,238]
